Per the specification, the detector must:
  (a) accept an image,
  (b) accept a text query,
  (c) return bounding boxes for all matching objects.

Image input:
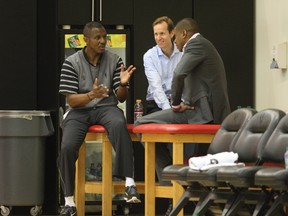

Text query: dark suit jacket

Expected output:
[171,34,231,123]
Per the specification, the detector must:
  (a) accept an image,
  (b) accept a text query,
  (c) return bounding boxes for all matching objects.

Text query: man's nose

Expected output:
[156,35,162,40]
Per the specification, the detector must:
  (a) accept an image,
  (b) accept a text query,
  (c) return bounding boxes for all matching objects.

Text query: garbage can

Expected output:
[0,111,54,216]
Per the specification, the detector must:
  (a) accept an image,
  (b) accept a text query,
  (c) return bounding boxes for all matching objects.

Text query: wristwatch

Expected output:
[120,82,129,87]
[172,105,181,110]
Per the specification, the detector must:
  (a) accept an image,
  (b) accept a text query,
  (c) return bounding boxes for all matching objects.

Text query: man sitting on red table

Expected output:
[58,22,140,216]
[135,18,231,214]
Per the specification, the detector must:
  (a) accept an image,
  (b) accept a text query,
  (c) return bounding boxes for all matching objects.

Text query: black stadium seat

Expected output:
[162,107,257,215]
[253,113,288,216]
[215,109,286,215]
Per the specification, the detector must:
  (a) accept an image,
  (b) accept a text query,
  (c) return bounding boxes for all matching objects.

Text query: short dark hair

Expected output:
[83,22,105,37]
[176,18,199,35]
[152,16,175,33]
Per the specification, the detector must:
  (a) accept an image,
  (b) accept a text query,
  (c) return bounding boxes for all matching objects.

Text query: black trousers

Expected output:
[144,101,172,186]
[142,100,199,185]
[58,106,134,196]
[145,100,162,115]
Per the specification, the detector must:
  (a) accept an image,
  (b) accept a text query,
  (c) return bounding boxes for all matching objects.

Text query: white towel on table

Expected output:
[188,152,244,171]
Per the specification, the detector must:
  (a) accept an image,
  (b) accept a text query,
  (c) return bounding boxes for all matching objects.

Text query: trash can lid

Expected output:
[0,110,50,120]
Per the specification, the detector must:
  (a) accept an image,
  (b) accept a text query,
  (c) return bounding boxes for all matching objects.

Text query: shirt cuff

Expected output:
[162,103,172,110]
[172,105,181,109]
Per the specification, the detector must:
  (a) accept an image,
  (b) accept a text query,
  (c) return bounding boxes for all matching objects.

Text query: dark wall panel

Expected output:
[58,0,91,25]
[0,1,37,110]
[37,0,60,214]
[194,0,255,110]
[101,0,133,25]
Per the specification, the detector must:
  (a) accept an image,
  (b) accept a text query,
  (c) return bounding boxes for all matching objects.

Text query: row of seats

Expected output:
[162,108,288,216]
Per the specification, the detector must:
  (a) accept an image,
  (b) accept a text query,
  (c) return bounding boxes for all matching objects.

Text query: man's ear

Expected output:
[182,30,188,38]
[170,29,175,38]
[83,36,88,43]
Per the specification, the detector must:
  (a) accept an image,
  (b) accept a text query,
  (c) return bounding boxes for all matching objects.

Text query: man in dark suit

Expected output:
[171,17,230,122]
[135,16,230,187]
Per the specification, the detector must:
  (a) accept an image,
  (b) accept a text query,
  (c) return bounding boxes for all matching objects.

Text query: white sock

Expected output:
[125,177,136,187]
[65,196,75,207]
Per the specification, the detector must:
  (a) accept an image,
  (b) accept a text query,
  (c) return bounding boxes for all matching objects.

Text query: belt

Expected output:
[146,100,157,105]
[146,99,171,104]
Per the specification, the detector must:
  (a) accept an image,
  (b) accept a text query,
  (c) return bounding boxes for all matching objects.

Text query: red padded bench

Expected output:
[75,124,143,216]
[133,124,220,216]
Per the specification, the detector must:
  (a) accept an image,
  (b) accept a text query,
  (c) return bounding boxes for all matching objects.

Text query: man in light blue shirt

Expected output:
[143,16,182,114]
[142,16,183,215]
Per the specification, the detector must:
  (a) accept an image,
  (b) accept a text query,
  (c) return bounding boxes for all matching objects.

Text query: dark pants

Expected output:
[139,101,201,185]
[58,106,134,196]
[145,100,162,115]
[144,101,172,186]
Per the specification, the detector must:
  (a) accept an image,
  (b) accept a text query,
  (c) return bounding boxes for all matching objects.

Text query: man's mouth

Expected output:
[99,45,105,51]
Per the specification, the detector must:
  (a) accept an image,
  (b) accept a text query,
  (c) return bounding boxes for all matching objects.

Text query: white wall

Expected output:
[256,0,288,111]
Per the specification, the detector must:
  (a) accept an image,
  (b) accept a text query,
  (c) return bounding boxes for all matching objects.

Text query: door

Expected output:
[58,0,133,26]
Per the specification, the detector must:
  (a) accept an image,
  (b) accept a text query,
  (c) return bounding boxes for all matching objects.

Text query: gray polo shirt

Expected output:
[59,48,125,108]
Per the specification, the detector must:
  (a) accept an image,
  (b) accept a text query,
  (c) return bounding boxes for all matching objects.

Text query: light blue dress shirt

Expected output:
[143,43,182,110]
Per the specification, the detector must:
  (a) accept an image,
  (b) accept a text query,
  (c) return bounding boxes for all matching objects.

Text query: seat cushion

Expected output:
[255,167,288,190]
[217,166,264,187]
[162,164,190,186]
[186,167,224,187]
[133,124,220,134]
[88,124,134,133]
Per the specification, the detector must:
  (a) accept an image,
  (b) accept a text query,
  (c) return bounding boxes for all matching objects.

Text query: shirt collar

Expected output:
[156,43,180,57]
[83,46,102,66]
[156,45,165,56]
[183,33,200,52]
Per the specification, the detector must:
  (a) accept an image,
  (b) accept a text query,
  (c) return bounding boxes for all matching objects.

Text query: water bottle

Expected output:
[134,99,143,122]
[285,146,288,169]
[89,163,96,176]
